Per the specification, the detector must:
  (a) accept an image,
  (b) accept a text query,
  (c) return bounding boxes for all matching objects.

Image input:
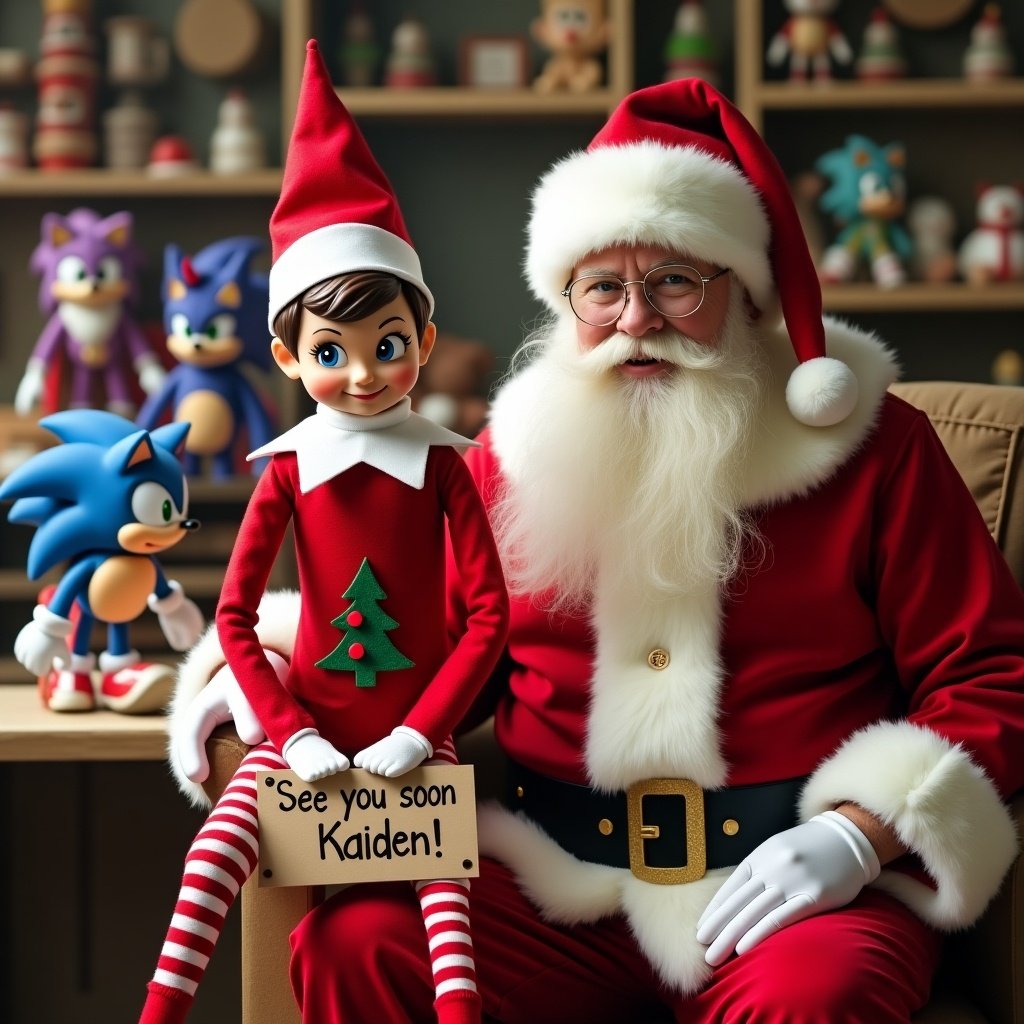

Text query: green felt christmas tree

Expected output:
[315,558,414,687]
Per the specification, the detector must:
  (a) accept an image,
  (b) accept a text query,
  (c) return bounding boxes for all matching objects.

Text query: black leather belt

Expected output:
[506,760,806,885]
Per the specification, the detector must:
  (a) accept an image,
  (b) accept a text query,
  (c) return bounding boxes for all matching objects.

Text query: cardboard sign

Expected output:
[256,765,479,887]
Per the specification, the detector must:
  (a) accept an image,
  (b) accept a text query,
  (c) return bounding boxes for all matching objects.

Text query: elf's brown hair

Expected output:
[273,270,431,357]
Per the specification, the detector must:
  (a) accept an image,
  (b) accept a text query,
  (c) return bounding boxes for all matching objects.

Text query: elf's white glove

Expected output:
[148,581,204,651]
[696,810,881,966]
[14,360,46,416]
[14,603,74,676]
[135,355,165,395]
[174,656,277,783]
[283,728,350,782]
[354,726,432,778]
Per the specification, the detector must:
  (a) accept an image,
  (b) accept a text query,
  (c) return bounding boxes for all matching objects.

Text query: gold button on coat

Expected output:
[647,648,670,670]
[722,818,740,836]
[598,818,614,836]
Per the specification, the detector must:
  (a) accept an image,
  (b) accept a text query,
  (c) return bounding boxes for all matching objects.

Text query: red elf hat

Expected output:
[267,40,433,332]
[525,78,857,427]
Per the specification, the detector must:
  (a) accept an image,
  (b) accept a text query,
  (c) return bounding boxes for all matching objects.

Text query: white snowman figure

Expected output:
[958,184,1024,285]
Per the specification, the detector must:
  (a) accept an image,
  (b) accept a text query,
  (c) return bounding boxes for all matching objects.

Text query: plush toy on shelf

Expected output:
[0,409,204,713]
[766,0,852,82]
[15,208,166,418]
[815,134,911,288]
[531,0,610,93]
[136,236,275,478]
[663,1,719,87]
[958,183,1024,285]
[907,196,957,283]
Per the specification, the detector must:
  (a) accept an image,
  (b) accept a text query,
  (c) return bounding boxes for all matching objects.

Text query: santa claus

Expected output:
[170,79,1024,1021]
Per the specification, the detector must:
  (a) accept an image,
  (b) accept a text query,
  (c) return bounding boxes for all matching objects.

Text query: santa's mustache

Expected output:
[573,329,730,376]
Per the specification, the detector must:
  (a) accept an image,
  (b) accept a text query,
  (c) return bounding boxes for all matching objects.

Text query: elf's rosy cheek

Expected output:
[390,365,418,394]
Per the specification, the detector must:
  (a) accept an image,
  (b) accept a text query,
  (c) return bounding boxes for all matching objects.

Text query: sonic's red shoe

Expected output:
[41,668,96,712]
[99,658,174,714]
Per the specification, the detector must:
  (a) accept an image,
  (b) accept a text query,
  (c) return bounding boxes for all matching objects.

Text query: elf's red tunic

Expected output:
[218,411,508,756]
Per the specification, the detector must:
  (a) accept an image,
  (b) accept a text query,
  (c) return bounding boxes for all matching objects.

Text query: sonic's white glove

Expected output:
[696,810,881,966]
[14,603,74,676]
[354,726,432,778]
[149,581,204,651]
[283,729,350,782]
[135,355,165,395]
[174,655,277,784]
[14,360,46,416]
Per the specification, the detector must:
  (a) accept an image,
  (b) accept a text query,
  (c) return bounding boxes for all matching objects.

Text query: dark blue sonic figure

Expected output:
[0,410,204,714]
[136,236,275,479]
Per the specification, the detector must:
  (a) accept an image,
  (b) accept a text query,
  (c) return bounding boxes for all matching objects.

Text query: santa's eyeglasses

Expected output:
[561,264,729,327]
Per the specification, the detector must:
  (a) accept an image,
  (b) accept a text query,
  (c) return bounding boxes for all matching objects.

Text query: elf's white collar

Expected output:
[247,397,479,493]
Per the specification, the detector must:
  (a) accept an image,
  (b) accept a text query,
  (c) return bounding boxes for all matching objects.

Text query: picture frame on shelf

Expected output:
[458,34,530,88]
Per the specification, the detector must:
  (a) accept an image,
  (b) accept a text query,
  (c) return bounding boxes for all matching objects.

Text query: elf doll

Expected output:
[137,41,509,1024]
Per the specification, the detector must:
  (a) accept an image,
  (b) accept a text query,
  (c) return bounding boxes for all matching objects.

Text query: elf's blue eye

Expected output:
[315,343,346,368]
[376,334,408,362]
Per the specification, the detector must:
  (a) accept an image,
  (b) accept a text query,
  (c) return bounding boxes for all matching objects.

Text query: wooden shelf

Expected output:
[753,77,1024,112]
[0,168,283,198]
[334,86,620,118]
[822,283,1024,313]
[0,682,168,761]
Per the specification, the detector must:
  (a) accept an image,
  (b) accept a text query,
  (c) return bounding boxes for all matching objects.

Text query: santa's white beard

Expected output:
[493,293,767,611]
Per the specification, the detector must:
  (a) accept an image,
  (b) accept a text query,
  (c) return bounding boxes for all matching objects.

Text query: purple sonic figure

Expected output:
[136,237,276,478]
[15,208,166,417]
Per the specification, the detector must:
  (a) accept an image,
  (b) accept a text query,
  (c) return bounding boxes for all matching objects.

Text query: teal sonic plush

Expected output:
[816,134,911,288]
[0,410,205,713]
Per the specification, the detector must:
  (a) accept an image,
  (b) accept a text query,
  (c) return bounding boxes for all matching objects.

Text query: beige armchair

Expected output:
[203,380,1024,1024]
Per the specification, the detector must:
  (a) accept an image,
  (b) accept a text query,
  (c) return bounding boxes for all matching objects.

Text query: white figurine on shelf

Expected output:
[384,17,436,87]
[855,7,906,82]
[907,196,957,283]
[766,0,852,82]
[663,1,719,86]
[210,87,266,174]
[958,183,1024,285]
[963,3,1015,82]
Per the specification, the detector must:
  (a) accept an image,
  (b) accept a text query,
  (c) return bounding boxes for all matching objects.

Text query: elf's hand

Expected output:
[14,604,74,676]
[283,729,350,782]
[696,811,880,965]
[149,581,204,651]
[354,727,432,778]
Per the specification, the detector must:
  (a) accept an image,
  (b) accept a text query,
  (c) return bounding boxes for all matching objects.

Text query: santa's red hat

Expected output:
[525,79,857,427]
[267,39,433,331]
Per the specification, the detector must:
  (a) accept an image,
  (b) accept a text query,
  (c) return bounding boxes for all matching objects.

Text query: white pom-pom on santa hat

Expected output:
[525,78,858,427]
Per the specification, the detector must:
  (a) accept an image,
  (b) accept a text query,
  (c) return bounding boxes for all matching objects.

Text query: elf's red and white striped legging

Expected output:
[138,737,479,1024]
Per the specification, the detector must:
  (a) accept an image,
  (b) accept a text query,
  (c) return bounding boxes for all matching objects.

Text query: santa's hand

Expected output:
[135,355,165,395]
[174,656,278,783]
[14,361,46,416]
[14,604,74,676]
[354,726,432,778]
[283,729,350,782]
[149,581,204,651]
[696,811,880,966]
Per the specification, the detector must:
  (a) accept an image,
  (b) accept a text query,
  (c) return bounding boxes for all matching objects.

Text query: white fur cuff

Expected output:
[800,720,1018,929]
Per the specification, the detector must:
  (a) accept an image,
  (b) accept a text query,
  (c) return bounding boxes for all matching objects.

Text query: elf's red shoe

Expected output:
[99,661,174,714]
[41,668,95,712]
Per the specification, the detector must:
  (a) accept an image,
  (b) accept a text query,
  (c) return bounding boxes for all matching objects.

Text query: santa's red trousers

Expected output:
[290,857,942,1024]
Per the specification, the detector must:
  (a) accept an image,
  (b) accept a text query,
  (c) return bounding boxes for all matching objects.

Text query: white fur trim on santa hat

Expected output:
[800,720,1018,929]
[526,141,772,314]
[786,355,860,427]
[267,222,434,331]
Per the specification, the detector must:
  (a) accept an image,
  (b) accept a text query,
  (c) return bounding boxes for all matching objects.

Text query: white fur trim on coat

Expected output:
[800,720,1019,930]
[166,589,301,806]
[525,141,772,314]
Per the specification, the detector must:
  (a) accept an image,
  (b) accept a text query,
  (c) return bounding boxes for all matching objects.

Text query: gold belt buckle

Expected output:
[626,778,706,885]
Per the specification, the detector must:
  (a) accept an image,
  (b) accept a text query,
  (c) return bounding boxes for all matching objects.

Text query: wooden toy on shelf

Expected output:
[963,3,1015,82]
[663,1,720,87]
[907,196,957,283]
[766,0,853,82]
[384,17,437,87]
[958,183,1024,285]
[146,135,200,177]
[209,88,266,174]
[531,0,610,93]
[855,7,907,81]
[339,2,380,88]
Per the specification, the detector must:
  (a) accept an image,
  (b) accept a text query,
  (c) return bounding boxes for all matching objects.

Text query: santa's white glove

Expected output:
[14,603,74,676]
[174,655,279,784]
[135,355,165,395]
[14,360,46,416]
[148,581,204,651]
[283,728,350,782]
[696,810,881,966]
[354,726,432,778]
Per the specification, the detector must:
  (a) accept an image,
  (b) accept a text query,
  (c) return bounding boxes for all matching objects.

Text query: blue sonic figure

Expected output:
[0,410,205,714]
[136,236,275,478]
[816,133,912,289]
